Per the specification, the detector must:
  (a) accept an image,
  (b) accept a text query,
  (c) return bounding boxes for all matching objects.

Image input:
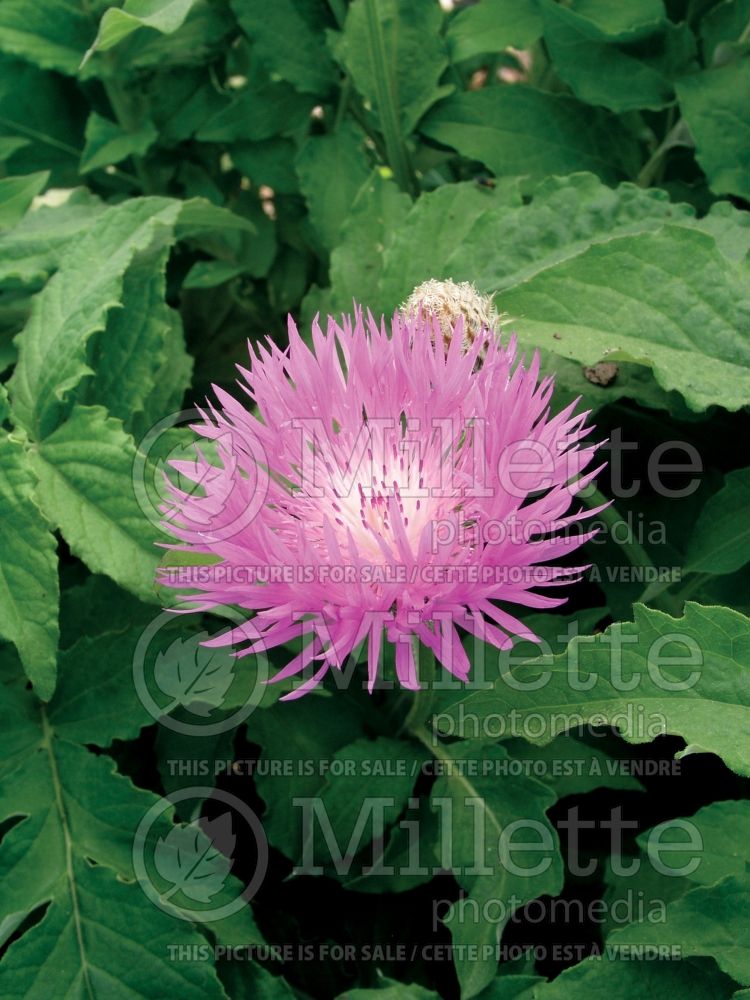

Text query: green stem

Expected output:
[333,76,352,132]
[637,118,691,188]
[362,0,418,197]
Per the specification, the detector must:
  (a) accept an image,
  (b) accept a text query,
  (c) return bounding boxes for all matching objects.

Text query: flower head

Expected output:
[402,278,501,350]
[161,309,603,698]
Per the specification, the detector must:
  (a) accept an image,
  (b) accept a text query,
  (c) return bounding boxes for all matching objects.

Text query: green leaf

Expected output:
[0,187,105,288]
[677,58,750,201]
[29,405,162,604]
[378,173,695,309]
[0,0,94,75]
[499,225,750,412]
[302,737,428,873]
[685,467,750,575]
[539,0,695,112]
[321,167,411,318]
[506,955,736,998]
[438,602,750,777]
[447,0,542,62]
[337,0,453,135]
[0,171,49,228]
[230,0,339,94]
[295,121,372,251]
[0,859,229,999]
[248,695,366,860]
[9,196,181,440]
[196,80,315,143]
[429,741,563,998]
[610,874,750,985]
[80,111,158,174]
[420,89,639,184]
[78,242,192,434]
[85,0,203,60]
[0,435,59,700]
[183,259,246,289]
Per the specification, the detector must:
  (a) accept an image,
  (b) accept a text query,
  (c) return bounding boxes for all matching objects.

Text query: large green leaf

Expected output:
[499,225,750,412]
[8,197,181,440]
[230,0,339,94]
[677,58,750,201]
[317,167,411,319]
[1,860,229,999]
[685,467,750,575]
[0,435,58,700]
[610,874,750,985]
[0,640,253,997]
[420,89,639,183]
[29,405,162,604]
[437,602,750,777]
[378,173,692,309]
[539,0,695,112]
[78,242,192,434]
[429,741,563,998]
[247,695,367,860]
[447,0,542,62]
[295,121,372,252]
[0,0,93,75]
[0,187,105,288]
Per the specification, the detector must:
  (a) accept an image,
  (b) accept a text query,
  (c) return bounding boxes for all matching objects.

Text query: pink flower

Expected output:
[161,310,604,698]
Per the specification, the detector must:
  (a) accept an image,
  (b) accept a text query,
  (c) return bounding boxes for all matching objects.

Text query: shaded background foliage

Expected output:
[1,0,750,998]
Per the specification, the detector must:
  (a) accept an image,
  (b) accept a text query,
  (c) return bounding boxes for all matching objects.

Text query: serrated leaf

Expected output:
[0,860,229,1000]
[80,111,158,174]
[0,435,59,700]
[0,170,49,228]
[337,0,453,136]
[685,467,750,575]
[9,196,181,439]
[677,58,750,201]
[447,0,542,62]
[0,187,106,288]
[78,241,192,433]
[230,0,339,94]
[420,89,639,184]
[378,173,693,308]
[439,603,750,777]
[29,405,162,603]
[499,225,750,412]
